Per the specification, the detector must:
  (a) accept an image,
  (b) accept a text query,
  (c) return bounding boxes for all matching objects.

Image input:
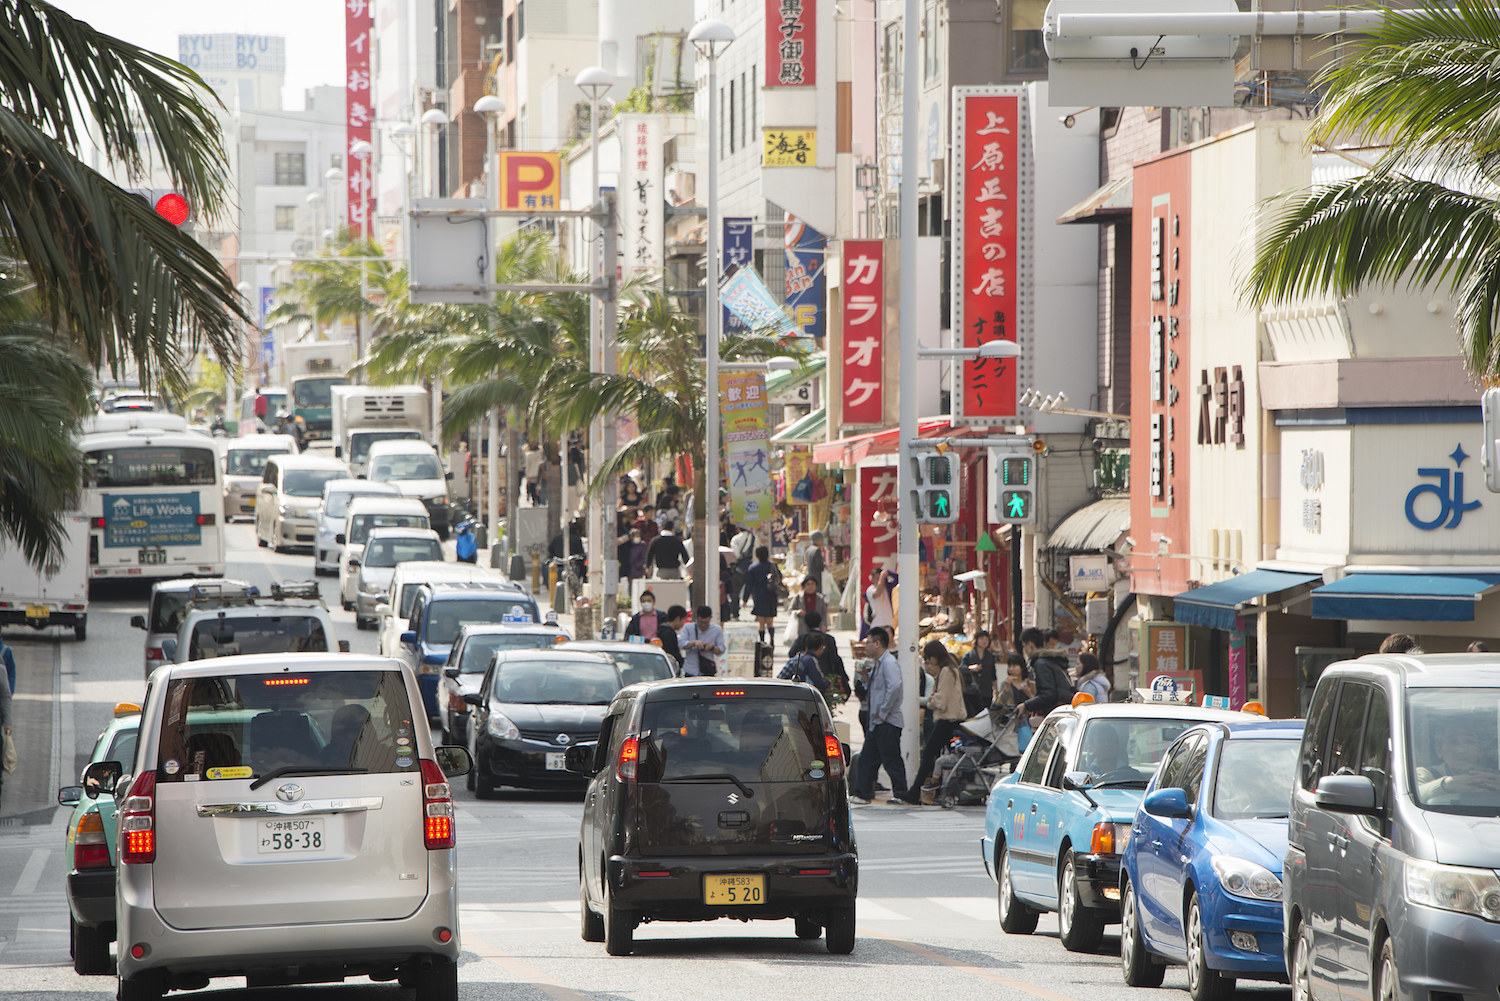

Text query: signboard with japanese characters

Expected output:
[763,129,817,167]
[344,0,373,236]
[766,0,817,87]
[497,152,561,211]
[951,87,1031,424]
[721,266,800,339]
[858,466,900,622]
[1141,621,1199,693]
[721,371,775,527]
[724,218,753,336]
[617,115,664,277]
[783,215,825,339]
[841,240,884,426]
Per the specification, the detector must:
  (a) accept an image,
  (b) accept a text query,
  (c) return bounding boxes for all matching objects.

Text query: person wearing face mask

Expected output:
[625,589,664,643]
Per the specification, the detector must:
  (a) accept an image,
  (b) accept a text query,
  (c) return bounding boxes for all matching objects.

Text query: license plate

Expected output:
[138,548,167,566]
[703,874,765,905]
[25,604,48,619]
[546,752,566,770]
[256,817,326,854]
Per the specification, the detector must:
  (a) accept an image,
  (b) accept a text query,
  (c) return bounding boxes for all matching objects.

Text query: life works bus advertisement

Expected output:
[103,493,202,548]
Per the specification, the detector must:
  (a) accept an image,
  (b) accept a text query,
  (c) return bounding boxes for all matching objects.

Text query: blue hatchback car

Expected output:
[1119,718,1304,1001]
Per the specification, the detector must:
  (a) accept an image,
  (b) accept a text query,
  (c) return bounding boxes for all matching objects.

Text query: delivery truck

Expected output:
[0,513,90,639]
[330,384,432,478]
[283,339,354,440]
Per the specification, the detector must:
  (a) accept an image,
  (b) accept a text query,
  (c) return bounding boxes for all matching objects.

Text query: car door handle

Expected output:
[1031,803,1037,813]
[1007,799,1013,809]
[1329,833,1349,851]
[1151,839,1163,853]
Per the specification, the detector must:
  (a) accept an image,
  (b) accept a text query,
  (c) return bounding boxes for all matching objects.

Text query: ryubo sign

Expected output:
[103,493,202,548]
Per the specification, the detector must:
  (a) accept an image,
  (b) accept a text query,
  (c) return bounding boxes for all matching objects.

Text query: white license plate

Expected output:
[256,817,326,854]
[546,752,566,770]
[138,548,167,566]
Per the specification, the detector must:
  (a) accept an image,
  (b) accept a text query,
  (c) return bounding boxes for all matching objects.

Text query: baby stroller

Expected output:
[931,705,1023,808]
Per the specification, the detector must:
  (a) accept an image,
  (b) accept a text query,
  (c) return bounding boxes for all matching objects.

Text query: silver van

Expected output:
[1285,654,1500,1001]
[109,653,470,1000]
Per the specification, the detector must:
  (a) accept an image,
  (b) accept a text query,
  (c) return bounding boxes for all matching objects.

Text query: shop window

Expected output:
[274,205,296,231]
[1007,0,1048,76]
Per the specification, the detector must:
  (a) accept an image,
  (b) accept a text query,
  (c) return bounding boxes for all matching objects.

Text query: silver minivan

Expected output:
[1285,654,1500,1001]
[109,653,470,1000]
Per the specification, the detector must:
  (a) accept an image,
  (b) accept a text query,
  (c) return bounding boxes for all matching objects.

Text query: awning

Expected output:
[770,407,826,445]
[1311,572,1500,622]
[1045,497,1130,552]
[1173,570,1322,630]
[765,355,827,399]
[1057,175,1133,225]
[811,419,957,466]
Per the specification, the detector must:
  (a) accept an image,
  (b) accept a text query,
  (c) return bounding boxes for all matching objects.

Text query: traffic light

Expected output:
[989,440,1037,525]
[910,449,960,524]
[127,188,192,227]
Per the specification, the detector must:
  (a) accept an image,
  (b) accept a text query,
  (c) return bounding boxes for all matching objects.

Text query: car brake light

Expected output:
[262,677,311,686]
[119,771,157,864]
[421,759,455,849]
[196,513,216,526]
[74,812,110,869]
[616,736,639,781]
[92,517,106,529]
[823,734,845,778]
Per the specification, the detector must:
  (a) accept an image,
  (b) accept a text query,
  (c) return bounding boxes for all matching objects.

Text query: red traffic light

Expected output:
[154,192,190,226]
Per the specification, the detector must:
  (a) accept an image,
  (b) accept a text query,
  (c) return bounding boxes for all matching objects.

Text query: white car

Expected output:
[365,439,452,538]
[159,581,347,663]
[337,496,430,610]
[255,453,349,552]
[220,435,297,521]
[312,478,400,575]
[352,527,445,630]
[129,577,253,678]
[377,561,506,657]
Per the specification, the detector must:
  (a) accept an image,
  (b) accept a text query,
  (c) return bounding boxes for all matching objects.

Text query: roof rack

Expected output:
[187,582,261,604]
[270,581,323,601]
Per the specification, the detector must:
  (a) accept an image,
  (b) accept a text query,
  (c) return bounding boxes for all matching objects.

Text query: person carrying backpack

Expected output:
[778,633,829,693]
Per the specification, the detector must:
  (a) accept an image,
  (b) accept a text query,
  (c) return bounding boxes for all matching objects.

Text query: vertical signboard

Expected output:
[766,0,817,87]
[723,217,754,337]
[858,466,900,623]
[344,0,374,236]
[783,215,825,340]
[618,115,664,276]
[721,371,774,527]
[841,240,884,425]
[951,87,1030,423]
[1141,621,1200,693]
[258,287,277,372]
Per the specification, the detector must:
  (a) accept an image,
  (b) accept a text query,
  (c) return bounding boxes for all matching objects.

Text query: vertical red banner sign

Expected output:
[859,466,900,623]
[841,239,884,425]
[766,0,816,87]
[953,90,1024,421]
[345,0,374,236]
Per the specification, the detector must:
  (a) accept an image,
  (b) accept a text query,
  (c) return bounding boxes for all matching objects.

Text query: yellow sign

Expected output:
[497,152,561,211]
[763,129,816,167]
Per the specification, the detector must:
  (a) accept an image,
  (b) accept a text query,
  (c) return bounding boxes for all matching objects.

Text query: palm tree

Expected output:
[1241,0,1500,377]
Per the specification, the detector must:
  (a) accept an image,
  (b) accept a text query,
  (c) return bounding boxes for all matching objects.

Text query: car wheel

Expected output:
[355,615,371,630]
[413,957,458,1001]
[1291,920,1315,1001]
[580,868,605,942]
[998,844,1039,934]
[74,617,87,641]
[795,916,822,940]
[603,878,634,956]
[257,531,268,548]
[73,918,110,975]
[475,768,497,799]
[1057,850,1104,953]
[342,597,353,611]
[1186,892,1234,1001]
[117,969,165,1001]
[1374,937,1397,1001]
[1121,881,1165,988]
[825,905,855,954]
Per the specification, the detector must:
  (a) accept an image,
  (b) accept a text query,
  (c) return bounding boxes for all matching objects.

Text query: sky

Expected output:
[51,0,346,109]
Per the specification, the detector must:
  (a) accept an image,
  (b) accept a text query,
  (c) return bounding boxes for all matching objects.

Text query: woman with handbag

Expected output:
[740,546,780,649]
[785,576,827,644]
[895,641,968,805]
[960,630,998,718]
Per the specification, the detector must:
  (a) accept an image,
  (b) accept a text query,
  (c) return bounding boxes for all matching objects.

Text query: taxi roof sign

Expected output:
[1131,687,1195,705]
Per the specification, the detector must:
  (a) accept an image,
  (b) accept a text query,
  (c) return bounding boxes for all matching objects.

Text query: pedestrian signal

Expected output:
[988,440,1037,525]
[910,449,960,524]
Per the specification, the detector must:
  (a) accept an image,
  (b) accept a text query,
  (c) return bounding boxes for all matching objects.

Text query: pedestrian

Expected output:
[253,388,268,427]
[786,575,827,641]
[633,505,661,544]
[619,475,642,508]
[659,605,688,671]
[1470,640,1491,653]
[999,652,1034,750]
[960,630,998,718]
[0,661,12,808]
[863,567,895,640]
[1379,633,1423,654]
[1075,652,1111,703]
[1020,626,1073,720]
[741,546,779,647]
[0,632,14,698]
[897,640,968,805]
[849,626,908,805]
[646,526,689,579]
[679,605,726,677]
[617,529,646,587]
[624,590,665,642]
[778,634,829,693]
[804,531,826,582]
[523,443,545,505]
[788,610,850,693]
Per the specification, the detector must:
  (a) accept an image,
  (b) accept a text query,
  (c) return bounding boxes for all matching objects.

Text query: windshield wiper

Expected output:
[249,766,366,791]
[1093,779,1149,789]
[662,772,755,798]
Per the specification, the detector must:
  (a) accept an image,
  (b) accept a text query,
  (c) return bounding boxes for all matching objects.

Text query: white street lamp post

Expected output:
[350,138,373,240]
[305,190,324,252]
[475,94,507,561]
[420,108,448,198]
[690,18,736,620]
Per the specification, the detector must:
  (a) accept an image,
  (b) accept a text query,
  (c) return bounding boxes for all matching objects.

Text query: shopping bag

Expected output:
[2,732,17,775]
[782,615,800,646]
[790,475,815,503]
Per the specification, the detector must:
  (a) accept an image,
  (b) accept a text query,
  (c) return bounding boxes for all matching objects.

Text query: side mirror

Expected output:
[564,742,599,774]
[400,630,417,648]
[445,667,461,679]
[82,760,124,795]
[347,557,361,568]
[462,691,483,706]
[334,445,343,457]
[337,640,351,653]
[1063,770,1093,791]
[1143,787,1193,819]
[161,638,178,661]
[434,744,473,777]
[1314,774,1381,816]
[129,615,147,631]
[445,471,454,480]
[58,785,83,807]
[335,533,346,545]
[375,600,391,615]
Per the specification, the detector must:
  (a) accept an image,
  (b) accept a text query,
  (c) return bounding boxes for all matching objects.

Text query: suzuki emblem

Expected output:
[726,792,740,805]
[275,783,304,803]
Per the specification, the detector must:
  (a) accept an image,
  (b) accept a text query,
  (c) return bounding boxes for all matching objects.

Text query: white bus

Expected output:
[79,426,227,581]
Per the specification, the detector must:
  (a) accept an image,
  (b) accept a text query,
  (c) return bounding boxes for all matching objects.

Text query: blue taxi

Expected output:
[982,697,1259,952]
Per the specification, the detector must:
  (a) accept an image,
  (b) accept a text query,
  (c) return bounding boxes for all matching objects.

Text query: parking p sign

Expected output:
[497,152,560,211]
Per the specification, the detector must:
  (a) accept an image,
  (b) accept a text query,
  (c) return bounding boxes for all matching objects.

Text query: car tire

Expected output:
[998,844,1039,934]
[580,871,605,943]
[825,905,855,954]
[795,916,822,940]
[1185,892,1234,1001]
[257,532,268,548]
[1374,936,1397,1001]
[117,969,165,1001]
[1057,850,1105,953]
[74,617,87,641]
[342,597,353,611]
[1121,881,1165,988]
[475,768,497,799]
[603,880,634,956]
[413,957,458,1001]
[465,764,476,792]
[1291,920,1315,1001]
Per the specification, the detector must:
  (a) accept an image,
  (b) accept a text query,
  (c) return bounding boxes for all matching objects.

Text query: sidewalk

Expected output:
[0,637,62,826]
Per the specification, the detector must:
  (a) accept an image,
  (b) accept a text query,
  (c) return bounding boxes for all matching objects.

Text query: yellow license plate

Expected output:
[703,875,765,906]
[25,604,49,619]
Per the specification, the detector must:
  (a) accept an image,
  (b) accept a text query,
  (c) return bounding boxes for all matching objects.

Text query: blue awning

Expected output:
[1311,573,1500,622]
[1173,570,1323,630]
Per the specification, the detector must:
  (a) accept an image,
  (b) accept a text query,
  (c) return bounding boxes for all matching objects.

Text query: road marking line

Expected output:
[862,928,1087,1001]
[928,896,996,921]
[461,929,592,1001]
[12,849,48,897]
[851,900,910,921]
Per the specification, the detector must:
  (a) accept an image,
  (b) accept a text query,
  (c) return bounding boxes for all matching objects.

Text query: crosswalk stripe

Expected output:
[930,896,997,921]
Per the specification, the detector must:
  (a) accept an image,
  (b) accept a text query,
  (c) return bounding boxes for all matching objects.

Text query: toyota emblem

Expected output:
[275,783,305,803]
[556,733,572,746]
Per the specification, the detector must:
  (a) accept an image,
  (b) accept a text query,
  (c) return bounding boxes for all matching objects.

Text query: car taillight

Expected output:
[616,736,639,781]
[146,647,164,662]
[196,513,216,526]
[74,812,111,869]
[119,771,157,864]
[421,759,454,849]
[823,734,845,778]
[92,517,106,529]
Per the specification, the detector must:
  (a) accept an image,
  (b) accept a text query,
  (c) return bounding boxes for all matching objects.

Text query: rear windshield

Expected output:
[350,430,421,465]
[636,696,825,784]
[324,488,387,520]
[491,659,619,705]
[350,512,427,545]
[424,598,535,644]
[363,538,442,567]
[188,615,330,659]
[226,449,285,476]
[370,453,443,481]
[283,468,343,497]
[457,633,561,674]
[292,377,346,408]
[609,650,676,686]
[153,670,419,782]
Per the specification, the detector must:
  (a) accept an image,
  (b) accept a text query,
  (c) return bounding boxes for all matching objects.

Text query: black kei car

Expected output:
[465,649,671,796]
[568,678,858,956]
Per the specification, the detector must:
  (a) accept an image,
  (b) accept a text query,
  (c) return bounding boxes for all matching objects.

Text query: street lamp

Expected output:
[474,94,507,564]
[325,165,345,238]
[689,17,735,619]
[420,107,448,198]
[350,139,373,240]
[305,190,324,251]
